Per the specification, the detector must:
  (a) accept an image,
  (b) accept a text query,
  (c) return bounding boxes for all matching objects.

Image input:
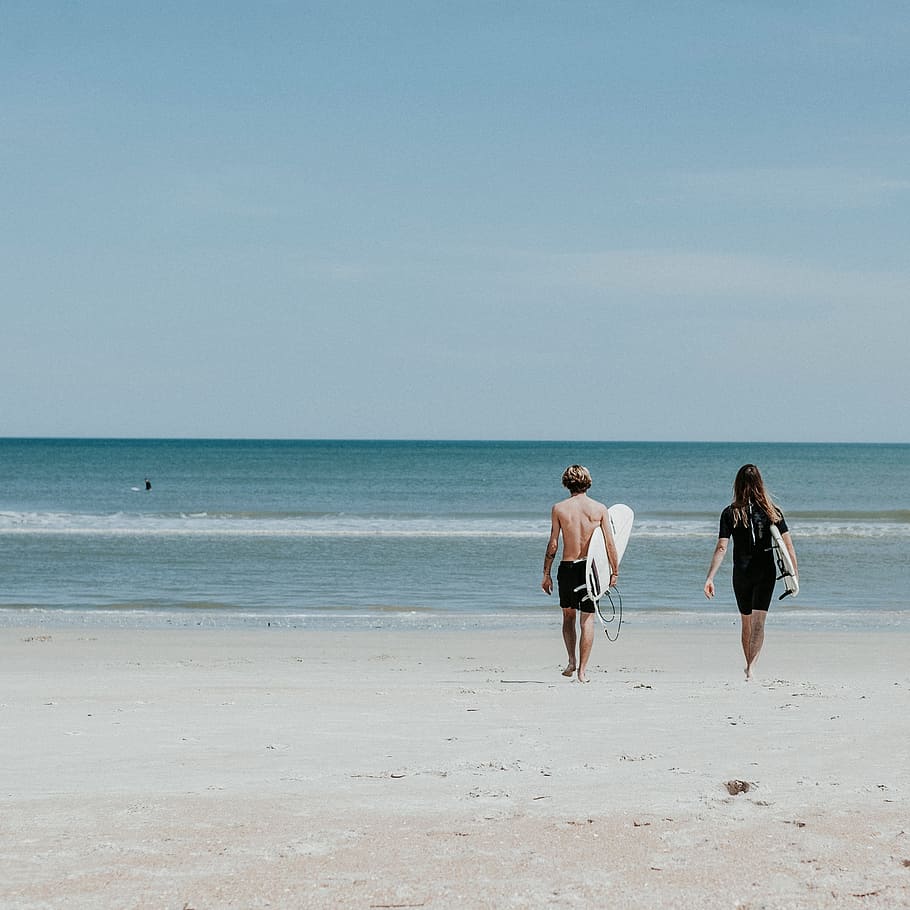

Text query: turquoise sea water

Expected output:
[0,439,907,629]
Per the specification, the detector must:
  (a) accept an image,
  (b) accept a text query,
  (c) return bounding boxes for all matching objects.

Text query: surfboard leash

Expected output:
[595,585,623,642]
[767,542,796,600]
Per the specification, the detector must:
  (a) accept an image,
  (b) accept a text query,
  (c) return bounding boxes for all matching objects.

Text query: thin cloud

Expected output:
[549,249,910,305]
[673,167,910,210]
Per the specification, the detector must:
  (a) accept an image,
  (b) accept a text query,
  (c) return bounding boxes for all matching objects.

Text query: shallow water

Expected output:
[1,439,907,626]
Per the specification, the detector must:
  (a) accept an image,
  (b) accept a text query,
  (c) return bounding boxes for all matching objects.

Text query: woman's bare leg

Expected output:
[746,610,767,679]
[740,614,753,679]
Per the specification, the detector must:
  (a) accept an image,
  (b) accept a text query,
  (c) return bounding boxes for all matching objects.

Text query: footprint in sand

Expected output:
[724,779,754,795]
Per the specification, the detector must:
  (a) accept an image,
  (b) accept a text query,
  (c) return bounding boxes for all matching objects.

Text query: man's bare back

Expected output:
[551,493,610,562]
[542,489,619,597]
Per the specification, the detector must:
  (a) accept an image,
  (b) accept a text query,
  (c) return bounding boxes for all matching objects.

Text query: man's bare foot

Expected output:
[562,663,576,678]
[745,666,754,681]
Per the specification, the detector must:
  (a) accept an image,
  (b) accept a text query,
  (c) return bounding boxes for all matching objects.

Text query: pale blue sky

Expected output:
[2,1,908,441]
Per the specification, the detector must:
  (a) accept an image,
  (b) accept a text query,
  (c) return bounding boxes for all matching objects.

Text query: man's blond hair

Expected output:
[562,464,592,494]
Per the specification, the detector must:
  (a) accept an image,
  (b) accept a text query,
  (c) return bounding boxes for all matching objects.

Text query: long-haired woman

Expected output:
[704,464,798,680]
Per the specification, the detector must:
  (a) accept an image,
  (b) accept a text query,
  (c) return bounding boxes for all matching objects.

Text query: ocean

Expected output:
[0,439,907,630]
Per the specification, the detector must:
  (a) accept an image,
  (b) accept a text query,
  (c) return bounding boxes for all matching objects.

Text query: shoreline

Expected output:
[1,604,908,633]
[3,624,909,908]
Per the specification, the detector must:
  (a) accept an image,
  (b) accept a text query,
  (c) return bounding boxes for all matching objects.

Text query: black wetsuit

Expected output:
[718,505,788,615]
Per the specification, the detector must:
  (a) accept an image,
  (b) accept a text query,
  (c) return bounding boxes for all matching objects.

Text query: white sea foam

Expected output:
[1,604,907,633]
[0,510,906,539]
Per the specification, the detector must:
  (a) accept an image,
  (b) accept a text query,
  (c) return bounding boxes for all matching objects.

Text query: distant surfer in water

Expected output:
[145,478,152,491]
[704,464,798,681]
[542,465,619,683]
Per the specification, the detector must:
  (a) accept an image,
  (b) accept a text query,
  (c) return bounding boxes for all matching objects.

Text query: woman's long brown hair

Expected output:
[731,463,781,527]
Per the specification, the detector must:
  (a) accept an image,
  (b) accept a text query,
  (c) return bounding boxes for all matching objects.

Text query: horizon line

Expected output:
[1,436,907,446]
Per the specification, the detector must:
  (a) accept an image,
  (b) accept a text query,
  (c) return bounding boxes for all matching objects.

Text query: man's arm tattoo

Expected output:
[543,543,557,573]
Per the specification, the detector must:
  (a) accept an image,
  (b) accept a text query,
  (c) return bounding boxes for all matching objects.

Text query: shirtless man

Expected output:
[541,465,619,683]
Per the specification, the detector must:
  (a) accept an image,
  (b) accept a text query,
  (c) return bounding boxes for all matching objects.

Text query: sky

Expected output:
[2,1,908,442]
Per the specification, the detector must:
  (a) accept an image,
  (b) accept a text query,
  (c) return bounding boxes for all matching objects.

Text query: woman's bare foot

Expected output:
[577,670,590,683]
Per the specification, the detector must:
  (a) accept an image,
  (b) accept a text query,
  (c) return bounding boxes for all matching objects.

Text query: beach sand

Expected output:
[2,622,909,909]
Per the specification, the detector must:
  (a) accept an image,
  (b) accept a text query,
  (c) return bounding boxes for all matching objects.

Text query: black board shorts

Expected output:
[557,560,593,613]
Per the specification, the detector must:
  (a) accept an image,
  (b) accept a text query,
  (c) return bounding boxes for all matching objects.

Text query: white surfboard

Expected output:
[585,504,634,604]
[770,524,799,599]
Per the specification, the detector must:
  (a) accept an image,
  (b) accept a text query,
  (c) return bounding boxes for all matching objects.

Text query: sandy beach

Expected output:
[2,621,908,909]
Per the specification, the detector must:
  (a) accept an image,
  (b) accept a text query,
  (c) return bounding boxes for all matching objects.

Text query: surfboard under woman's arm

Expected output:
[781,530,798,578]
